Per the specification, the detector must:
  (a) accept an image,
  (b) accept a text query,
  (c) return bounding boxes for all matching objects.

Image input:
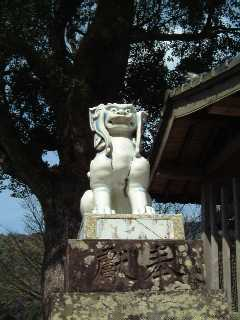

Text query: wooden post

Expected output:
[233,177,240,311]
[221,185,232,306]
[209,184,219,290]
[201,183,211,288]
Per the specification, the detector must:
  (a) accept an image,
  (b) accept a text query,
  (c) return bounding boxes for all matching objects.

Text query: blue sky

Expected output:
[0,190,25,233]
[0,151,59,234]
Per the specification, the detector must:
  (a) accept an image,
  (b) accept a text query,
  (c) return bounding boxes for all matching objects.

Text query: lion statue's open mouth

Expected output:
[107,115,133,125]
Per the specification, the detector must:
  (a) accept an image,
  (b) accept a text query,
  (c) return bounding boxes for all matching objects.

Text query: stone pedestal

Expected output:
[50,291,230,320]
[65,239,203,292]
[78,213,184,240]
[49,222,231,319]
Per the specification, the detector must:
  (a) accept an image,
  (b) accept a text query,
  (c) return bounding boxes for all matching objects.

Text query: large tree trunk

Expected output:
[4,2,135,318]
[39,176,87,319]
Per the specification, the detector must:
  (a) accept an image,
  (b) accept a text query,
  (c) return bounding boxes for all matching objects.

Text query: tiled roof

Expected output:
[169,54,240,98]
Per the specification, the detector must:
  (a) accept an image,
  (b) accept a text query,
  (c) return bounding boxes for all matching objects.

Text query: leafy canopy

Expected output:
[0,0,240,196]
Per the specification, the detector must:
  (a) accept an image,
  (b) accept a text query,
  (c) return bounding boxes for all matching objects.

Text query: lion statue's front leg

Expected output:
[127,156,155,214]
[89,154,114,214]
[80,154,113,214]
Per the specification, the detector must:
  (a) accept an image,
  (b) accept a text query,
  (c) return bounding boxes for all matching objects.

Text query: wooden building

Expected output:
[150,55,240,310]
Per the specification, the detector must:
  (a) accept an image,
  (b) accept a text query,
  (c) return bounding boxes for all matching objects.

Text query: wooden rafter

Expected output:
[207,132,240,174]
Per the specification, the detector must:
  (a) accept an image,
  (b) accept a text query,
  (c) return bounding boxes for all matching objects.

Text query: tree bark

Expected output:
[38,175,87,319]
[1,4,135,318]
[55,0,135,183]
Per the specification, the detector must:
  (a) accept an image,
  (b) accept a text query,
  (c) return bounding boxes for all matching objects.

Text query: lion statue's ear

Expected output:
[135,111,148,157]
[89,105,112,156]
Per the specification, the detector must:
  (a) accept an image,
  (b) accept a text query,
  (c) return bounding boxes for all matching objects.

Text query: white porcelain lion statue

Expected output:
[80,103,155,215]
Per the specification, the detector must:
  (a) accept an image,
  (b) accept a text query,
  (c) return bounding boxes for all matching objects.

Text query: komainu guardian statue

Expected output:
[80,103,155,215]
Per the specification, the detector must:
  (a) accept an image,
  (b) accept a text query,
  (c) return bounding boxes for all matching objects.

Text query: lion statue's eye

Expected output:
[111,108,117,113]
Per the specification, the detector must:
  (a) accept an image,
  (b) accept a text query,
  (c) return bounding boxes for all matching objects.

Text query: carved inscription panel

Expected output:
[65,240,204,292]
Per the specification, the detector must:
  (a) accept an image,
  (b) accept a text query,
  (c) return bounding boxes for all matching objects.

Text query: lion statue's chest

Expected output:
[111,137,135,170]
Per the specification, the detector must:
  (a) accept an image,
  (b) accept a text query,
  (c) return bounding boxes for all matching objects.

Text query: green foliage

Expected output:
[0,233,43,319]
[232,312,240,320]
[0,0,239,195]
[128,0,240,109]
[152,201,201,239]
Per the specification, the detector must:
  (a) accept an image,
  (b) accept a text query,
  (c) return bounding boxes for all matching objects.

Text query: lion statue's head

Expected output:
[89,103,147,157]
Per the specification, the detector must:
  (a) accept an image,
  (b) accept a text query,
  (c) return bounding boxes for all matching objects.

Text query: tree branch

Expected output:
[0,146,18,179]
[130,27,240,43]
[0,32,50,86]
[0,259,41,300]
[23,194,45,236]
[0,103,51,196]
[203,0,216,33]
[0,38,65,124]
[57,0,134,170]
[8,233,42,275]
[49,0,83,64]
[0,281,40,301]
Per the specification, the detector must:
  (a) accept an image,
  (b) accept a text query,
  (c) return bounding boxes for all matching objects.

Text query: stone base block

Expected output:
[78,213,184,240]
[50,290,230,320]
[65,239,204,292]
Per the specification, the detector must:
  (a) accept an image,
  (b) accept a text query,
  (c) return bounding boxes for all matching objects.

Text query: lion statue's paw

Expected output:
[146,206,156,215]
[92,207,115,215]
[133,206,155,215]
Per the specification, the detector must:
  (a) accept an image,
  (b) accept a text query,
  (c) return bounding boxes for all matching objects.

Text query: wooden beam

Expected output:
[156,165,204,181]
[201,183,211,288]
[221,185,232,306]
[232,177,240,312]
[209,184,220,290]
[150,191,201,204]
[171,70,240,116]
[208,96,240,117]
[207,132,240,174]
[208,104,240,117]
